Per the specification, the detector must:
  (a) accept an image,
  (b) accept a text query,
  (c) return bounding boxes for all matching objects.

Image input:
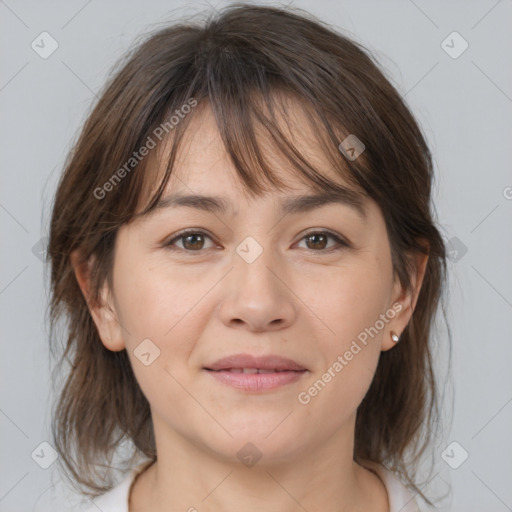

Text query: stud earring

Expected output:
[390,331,400,343]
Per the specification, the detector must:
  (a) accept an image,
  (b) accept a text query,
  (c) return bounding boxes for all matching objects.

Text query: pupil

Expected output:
[184,234,203,250]
[307,234,327,250]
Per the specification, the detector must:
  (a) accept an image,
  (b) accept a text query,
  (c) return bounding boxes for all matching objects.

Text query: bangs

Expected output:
[132,82,370,223]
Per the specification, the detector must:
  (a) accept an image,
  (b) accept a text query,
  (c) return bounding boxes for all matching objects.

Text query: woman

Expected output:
[48,4,449,511]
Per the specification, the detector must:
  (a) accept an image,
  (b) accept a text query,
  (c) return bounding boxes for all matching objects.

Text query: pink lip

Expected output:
[204,353,307,372]
[205,369,306,391]
[203,353,308,392]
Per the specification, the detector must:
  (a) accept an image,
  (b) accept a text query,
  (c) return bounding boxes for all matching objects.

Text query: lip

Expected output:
[204,353,307,372]
[203,353,308,392]
[205,369,306,391]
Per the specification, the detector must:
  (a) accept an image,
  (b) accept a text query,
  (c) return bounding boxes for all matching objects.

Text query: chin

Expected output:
[195,420,308,465]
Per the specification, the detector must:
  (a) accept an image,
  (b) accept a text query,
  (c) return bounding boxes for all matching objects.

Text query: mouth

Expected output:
[203,353,308,391]
[204,368,307,391]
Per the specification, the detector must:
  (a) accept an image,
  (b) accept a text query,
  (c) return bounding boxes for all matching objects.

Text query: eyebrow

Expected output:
[147,188,368,221]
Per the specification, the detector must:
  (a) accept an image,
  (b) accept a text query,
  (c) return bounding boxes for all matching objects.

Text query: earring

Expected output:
[390,331,400,343]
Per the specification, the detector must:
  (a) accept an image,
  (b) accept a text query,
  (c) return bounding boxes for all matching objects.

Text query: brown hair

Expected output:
[47,3,451,505]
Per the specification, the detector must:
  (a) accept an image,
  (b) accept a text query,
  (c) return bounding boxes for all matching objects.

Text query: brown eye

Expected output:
[165,230,215,253]
[305,233,328,250]
[298,230,348,252]
[182,233,205,250]
[165,229,349,255]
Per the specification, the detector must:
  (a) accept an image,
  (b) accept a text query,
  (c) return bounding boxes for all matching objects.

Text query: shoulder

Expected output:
[82,461,153,512]
[361,461,421,512]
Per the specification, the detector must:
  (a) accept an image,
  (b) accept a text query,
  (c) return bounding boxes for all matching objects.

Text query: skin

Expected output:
[72,101,428,512]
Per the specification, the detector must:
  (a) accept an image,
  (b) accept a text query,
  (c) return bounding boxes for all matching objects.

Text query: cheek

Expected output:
[114,258,207,342]
[114,258,221,390]
[301,260,390,401]
[115,265,205,410]
[306,260,391,346]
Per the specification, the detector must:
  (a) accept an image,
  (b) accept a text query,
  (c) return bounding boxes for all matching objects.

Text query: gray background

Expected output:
[1,0,511,511]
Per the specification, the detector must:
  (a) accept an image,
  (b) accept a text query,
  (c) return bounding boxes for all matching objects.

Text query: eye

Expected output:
[165,230,216,253]
[164,228,350,254]
[296,230,349,252]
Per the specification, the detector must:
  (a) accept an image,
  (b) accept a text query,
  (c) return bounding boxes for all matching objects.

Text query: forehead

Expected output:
[140,97,366,215]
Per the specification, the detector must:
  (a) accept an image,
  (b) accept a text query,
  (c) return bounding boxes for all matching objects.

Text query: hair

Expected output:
[47,2,451,506]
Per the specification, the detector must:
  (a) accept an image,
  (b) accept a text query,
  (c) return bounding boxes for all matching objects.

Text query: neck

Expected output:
[129,416,389,512]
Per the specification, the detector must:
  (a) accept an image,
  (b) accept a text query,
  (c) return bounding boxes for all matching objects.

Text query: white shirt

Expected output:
[83,460,420,512]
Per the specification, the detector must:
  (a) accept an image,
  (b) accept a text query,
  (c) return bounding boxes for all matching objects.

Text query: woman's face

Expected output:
[81,102,421,464]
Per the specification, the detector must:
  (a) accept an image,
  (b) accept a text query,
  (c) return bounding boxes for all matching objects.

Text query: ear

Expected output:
[70,249,125,352]
[381,244,429,351]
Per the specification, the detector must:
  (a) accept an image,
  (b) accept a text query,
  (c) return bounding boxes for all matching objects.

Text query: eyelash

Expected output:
[164,229,350,255]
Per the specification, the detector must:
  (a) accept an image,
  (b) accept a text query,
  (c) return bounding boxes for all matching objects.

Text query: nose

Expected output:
[217,243,297,333]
